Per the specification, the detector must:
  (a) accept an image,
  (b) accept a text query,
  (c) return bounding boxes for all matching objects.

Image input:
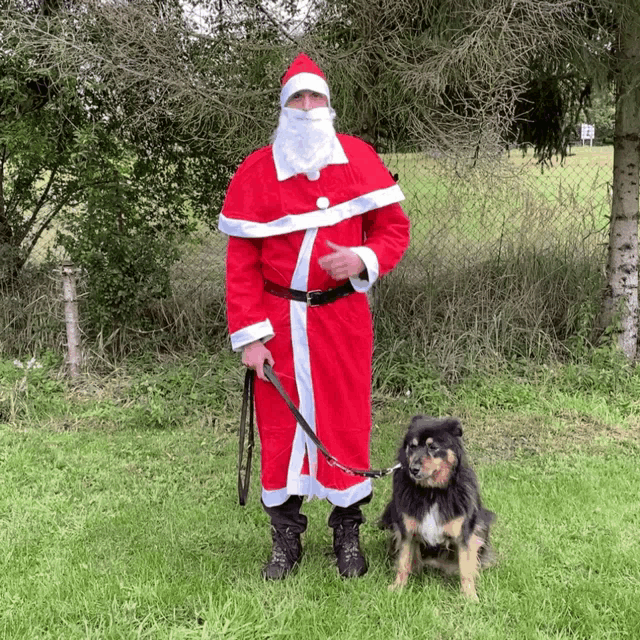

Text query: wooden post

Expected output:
[61,262,82,377]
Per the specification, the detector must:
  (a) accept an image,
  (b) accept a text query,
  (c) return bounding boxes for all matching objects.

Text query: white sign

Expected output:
[581,123,595,146]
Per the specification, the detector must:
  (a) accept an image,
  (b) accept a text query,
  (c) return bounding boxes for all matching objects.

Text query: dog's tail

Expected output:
[478,507,496,526]
[477,507,498,569]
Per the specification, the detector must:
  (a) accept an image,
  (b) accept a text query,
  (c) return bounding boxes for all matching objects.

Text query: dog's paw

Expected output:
[461,585,479,602]
[388,576,407,591]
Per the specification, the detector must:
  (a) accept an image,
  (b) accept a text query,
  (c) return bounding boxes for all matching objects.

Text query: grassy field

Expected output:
[1,351,639,639]
[2,143,631,638]
[382,146,611,269]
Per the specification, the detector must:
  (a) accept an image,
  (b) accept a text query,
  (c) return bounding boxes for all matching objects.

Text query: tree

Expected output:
[599,4,640,359]
[5,0,639,352]
[0,0,235,327]
[305,0,591,156]
[304,0,640,359]
[0,0,86,281]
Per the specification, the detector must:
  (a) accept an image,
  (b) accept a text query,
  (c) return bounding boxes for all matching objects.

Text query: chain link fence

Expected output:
[8,141,611,368]
[20,143,611,306]
[169,143,611,300]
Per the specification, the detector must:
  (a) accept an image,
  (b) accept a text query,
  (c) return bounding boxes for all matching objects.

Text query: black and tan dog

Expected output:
[380,415,496,600]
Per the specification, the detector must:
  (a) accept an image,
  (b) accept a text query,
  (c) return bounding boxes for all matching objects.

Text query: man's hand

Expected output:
[242,341,275,381]
[318,240,365,280]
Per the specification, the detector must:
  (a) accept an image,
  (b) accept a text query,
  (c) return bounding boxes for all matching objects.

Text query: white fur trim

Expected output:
[219,184,405,238]
[286,228,319,492]
[230,320,274,352]
[324,479,373,508]
[349,246,379,292]
[277,227,372,503]
[281,72,330,108]
[261,486,291,507]
[262,477,372,508]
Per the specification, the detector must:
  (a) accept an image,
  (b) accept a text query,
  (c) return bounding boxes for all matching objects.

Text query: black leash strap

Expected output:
[238,364,400,505]
[237,368,255,506]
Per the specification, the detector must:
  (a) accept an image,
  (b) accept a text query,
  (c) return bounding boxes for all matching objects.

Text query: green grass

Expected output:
[2,352,640,639]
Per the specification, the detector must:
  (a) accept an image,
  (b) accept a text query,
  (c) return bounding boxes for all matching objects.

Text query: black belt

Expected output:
[264,280,357,307]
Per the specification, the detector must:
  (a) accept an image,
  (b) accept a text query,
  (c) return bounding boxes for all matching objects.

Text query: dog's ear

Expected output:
[399,416,424,461]
[409,414,432,430]
[397,438,409,464]
[442,418,463,437]
[410,414,425,426]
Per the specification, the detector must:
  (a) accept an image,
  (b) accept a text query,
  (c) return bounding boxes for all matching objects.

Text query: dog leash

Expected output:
[237,368,256,506]
[237,363,400,505]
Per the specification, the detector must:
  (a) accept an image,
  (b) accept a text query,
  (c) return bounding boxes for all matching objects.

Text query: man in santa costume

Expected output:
[219,53,410,579]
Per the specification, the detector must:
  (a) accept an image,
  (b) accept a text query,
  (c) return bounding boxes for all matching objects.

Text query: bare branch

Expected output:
[16,165,59,244]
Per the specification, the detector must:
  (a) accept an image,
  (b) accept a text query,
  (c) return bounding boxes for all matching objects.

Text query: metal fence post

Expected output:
[61,262,82,377]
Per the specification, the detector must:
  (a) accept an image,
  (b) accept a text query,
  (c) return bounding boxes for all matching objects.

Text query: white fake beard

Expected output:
[272,107,338,177]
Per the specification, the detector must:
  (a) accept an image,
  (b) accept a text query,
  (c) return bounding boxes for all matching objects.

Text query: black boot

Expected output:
[261,496,307,580]
[333,522,368,578]
[329,494,371,578]
[261,526,302,580]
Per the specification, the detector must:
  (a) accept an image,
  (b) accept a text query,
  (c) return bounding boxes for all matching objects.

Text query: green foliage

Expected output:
[0,352,66,424]
[71,231,178,333]
[58,159,187,331]
[583,85,615,144]
[0,351,241,433]
[0,264,63,359]
[511,66,582,163]
[0,1,235,317]
[120,354,240,430]
[373,246,604,385]
[0,30,84,279]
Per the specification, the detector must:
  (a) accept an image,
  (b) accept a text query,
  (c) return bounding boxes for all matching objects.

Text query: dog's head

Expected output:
[398,415,465,488]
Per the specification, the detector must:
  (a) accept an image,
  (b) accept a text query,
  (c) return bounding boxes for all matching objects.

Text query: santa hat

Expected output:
[280,53,330,108]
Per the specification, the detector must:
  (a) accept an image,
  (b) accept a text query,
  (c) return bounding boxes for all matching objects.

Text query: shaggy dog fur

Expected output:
[380,415,496,599]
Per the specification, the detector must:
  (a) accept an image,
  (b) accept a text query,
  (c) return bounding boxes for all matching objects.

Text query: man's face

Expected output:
[286,90,328,111]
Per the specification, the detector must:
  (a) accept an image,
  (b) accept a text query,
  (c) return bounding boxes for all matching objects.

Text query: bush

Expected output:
[58,169,189,335]
[373,246,605,384]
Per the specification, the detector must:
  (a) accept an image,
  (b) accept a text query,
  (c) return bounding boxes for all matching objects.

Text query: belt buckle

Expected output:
[306,290,322,307]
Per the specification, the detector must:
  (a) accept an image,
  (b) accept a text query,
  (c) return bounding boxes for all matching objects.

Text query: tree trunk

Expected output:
[601,15,640,360]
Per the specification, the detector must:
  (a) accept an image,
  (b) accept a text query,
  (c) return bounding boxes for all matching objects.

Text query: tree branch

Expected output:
[255,3,299,44]
[16,165,59,244]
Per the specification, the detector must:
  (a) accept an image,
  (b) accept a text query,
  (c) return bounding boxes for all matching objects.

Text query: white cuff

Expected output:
[230,320,274,352]
[349,247,379,293]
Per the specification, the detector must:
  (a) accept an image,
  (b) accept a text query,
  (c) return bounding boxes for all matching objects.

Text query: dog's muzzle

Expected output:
[409,463,423,478]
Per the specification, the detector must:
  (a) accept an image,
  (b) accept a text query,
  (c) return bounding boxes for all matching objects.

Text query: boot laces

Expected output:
[335,524,361,560]
[270,527,300,566]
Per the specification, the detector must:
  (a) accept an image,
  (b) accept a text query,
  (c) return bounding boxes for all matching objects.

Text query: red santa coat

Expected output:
[219,133,410,507]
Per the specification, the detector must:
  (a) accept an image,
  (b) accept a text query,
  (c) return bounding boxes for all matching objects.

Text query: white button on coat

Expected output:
[316,196,330,210]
